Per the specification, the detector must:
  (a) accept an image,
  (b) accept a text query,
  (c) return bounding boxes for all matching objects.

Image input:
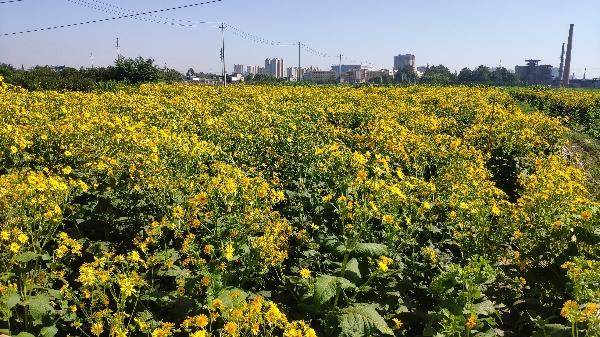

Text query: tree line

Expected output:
[0,57,183,92]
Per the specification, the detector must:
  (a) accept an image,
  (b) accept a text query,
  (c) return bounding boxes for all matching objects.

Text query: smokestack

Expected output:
[558,43,565,86]
[562,24,574,87]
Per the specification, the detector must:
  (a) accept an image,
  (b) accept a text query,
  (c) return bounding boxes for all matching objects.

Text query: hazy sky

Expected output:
[1,0,599,77]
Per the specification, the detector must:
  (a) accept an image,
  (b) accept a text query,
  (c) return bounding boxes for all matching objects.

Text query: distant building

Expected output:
[230,73,244,83]
[394,54,415,70]
[303,70,337,82]
[233,64,245,74]
[287,67,306,81]
[246,65,260,75]
[515,60,553,85]
[265,58,285,78]
[331,64,362,74]
[366,69,392,81]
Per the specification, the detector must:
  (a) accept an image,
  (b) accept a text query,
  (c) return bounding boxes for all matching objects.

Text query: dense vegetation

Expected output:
[510,88,600,139]
[0,57,183,92]
[0,78,598,337]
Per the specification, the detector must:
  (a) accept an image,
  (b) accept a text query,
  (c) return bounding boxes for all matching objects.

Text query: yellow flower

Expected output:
[9,242,21,253]
[91,322,104,336]
[195,314,209,328]
[299,268,312,279]
[62,166,73,175]
[465,314,477,329]
[172,206,185,219]
[491,205,501,216]
[10,146,17,154]
[382,214,393,224]
[119,276,136,298]
[583,302,598,317]
[581,210,592,221]
[211,298,224,310]
[0,230,9,240]
[392,318,403,330]
[356,170,367,182]
[378,256,393,272]
[17,233,28,244]
[224,322,238,336]
[223,243,235,261]
[191,331,208,337]
[561,300,579,318]
[203,244,213,255]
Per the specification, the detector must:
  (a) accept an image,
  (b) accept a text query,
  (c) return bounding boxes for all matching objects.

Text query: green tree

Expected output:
[420,65,456,85]
[395,65,418,84]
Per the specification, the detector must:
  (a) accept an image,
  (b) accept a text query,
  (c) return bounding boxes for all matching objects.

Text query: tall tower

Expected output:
[561,24,574,87]
[557,43,565,85]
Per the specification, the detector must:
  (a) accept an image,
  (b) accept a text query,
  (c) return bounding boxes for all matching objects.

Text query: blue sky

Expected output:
[1,0,599,77]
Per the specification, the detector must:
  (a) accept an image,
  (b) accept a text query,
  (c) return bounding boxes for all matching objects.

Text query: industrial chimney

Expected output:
[558,43,565,86]
[561,24,574,87]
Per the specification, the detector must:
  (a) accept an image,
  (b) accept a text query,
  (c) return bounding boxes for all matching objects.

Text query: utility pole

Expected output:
[298,42,301,81]
[339,53,343,84]
[219,23,227,87]
[90,52,94,69]
[583,67,587,80]
[116,37,121,60]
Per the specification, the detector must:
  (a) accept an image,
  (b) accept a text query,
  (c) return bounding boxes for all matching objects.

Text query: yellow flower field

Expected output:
[0,76,598,336]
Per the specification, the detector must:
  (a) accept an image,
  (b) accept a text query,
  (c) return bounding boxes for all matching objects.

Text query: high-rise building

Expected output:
[394,54,416,70]
[246,65,260,75]
[265,58,285,78]
[233,64,245,74]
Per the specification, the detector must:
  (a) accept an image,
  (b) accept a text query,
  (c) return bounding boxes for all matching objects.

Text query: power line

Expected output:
[65,0,199,28]
[0,0,24,4]
[0,0,223,37]
[67,0,216,27]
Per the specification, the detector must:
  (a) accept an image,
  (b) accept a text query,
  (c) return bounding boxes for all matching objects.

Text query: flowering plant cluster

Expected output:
[0,77,598,336]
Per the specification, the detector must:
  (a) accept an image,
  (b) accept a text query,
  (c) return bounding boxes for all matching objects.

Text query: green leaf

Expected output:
[28,293,53,323]
[339,303,394,337]
[13,251,40,263]
[531,324,571,337]
[344,258,362,282]
[217,288,248,308]
[6,291,20,309]
[314,275,355,305]
[472,300,497,316]
[323,237,346,257]
[15,333,36,337]
[40,325,58,337]
[353,243,388,257]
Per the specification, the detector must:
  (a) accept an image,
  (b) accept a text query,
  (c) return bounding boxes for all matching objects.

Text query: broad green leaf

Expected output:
[13,251,40,263]
[472,300,496,316]
[323,237,346,257]
[217,288,248,308]
[339,303,394,337]
[531,324,571,337]
[344,258,361,282]
[15,333,36,337]
[28,293,53,322]
[353,243,388,257]
[314,275,355,305]
[6,291,20,309]
[40,325,58,337]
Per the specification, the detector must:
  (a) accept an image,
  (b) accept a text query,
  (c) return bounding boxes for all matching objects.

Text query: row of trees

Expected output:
[393,64,521,85]
[0,57,183,91]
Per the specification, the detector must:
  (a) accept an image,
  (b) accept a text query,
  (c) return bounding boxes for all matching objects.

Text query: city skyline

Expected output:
[1,0,599,78]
